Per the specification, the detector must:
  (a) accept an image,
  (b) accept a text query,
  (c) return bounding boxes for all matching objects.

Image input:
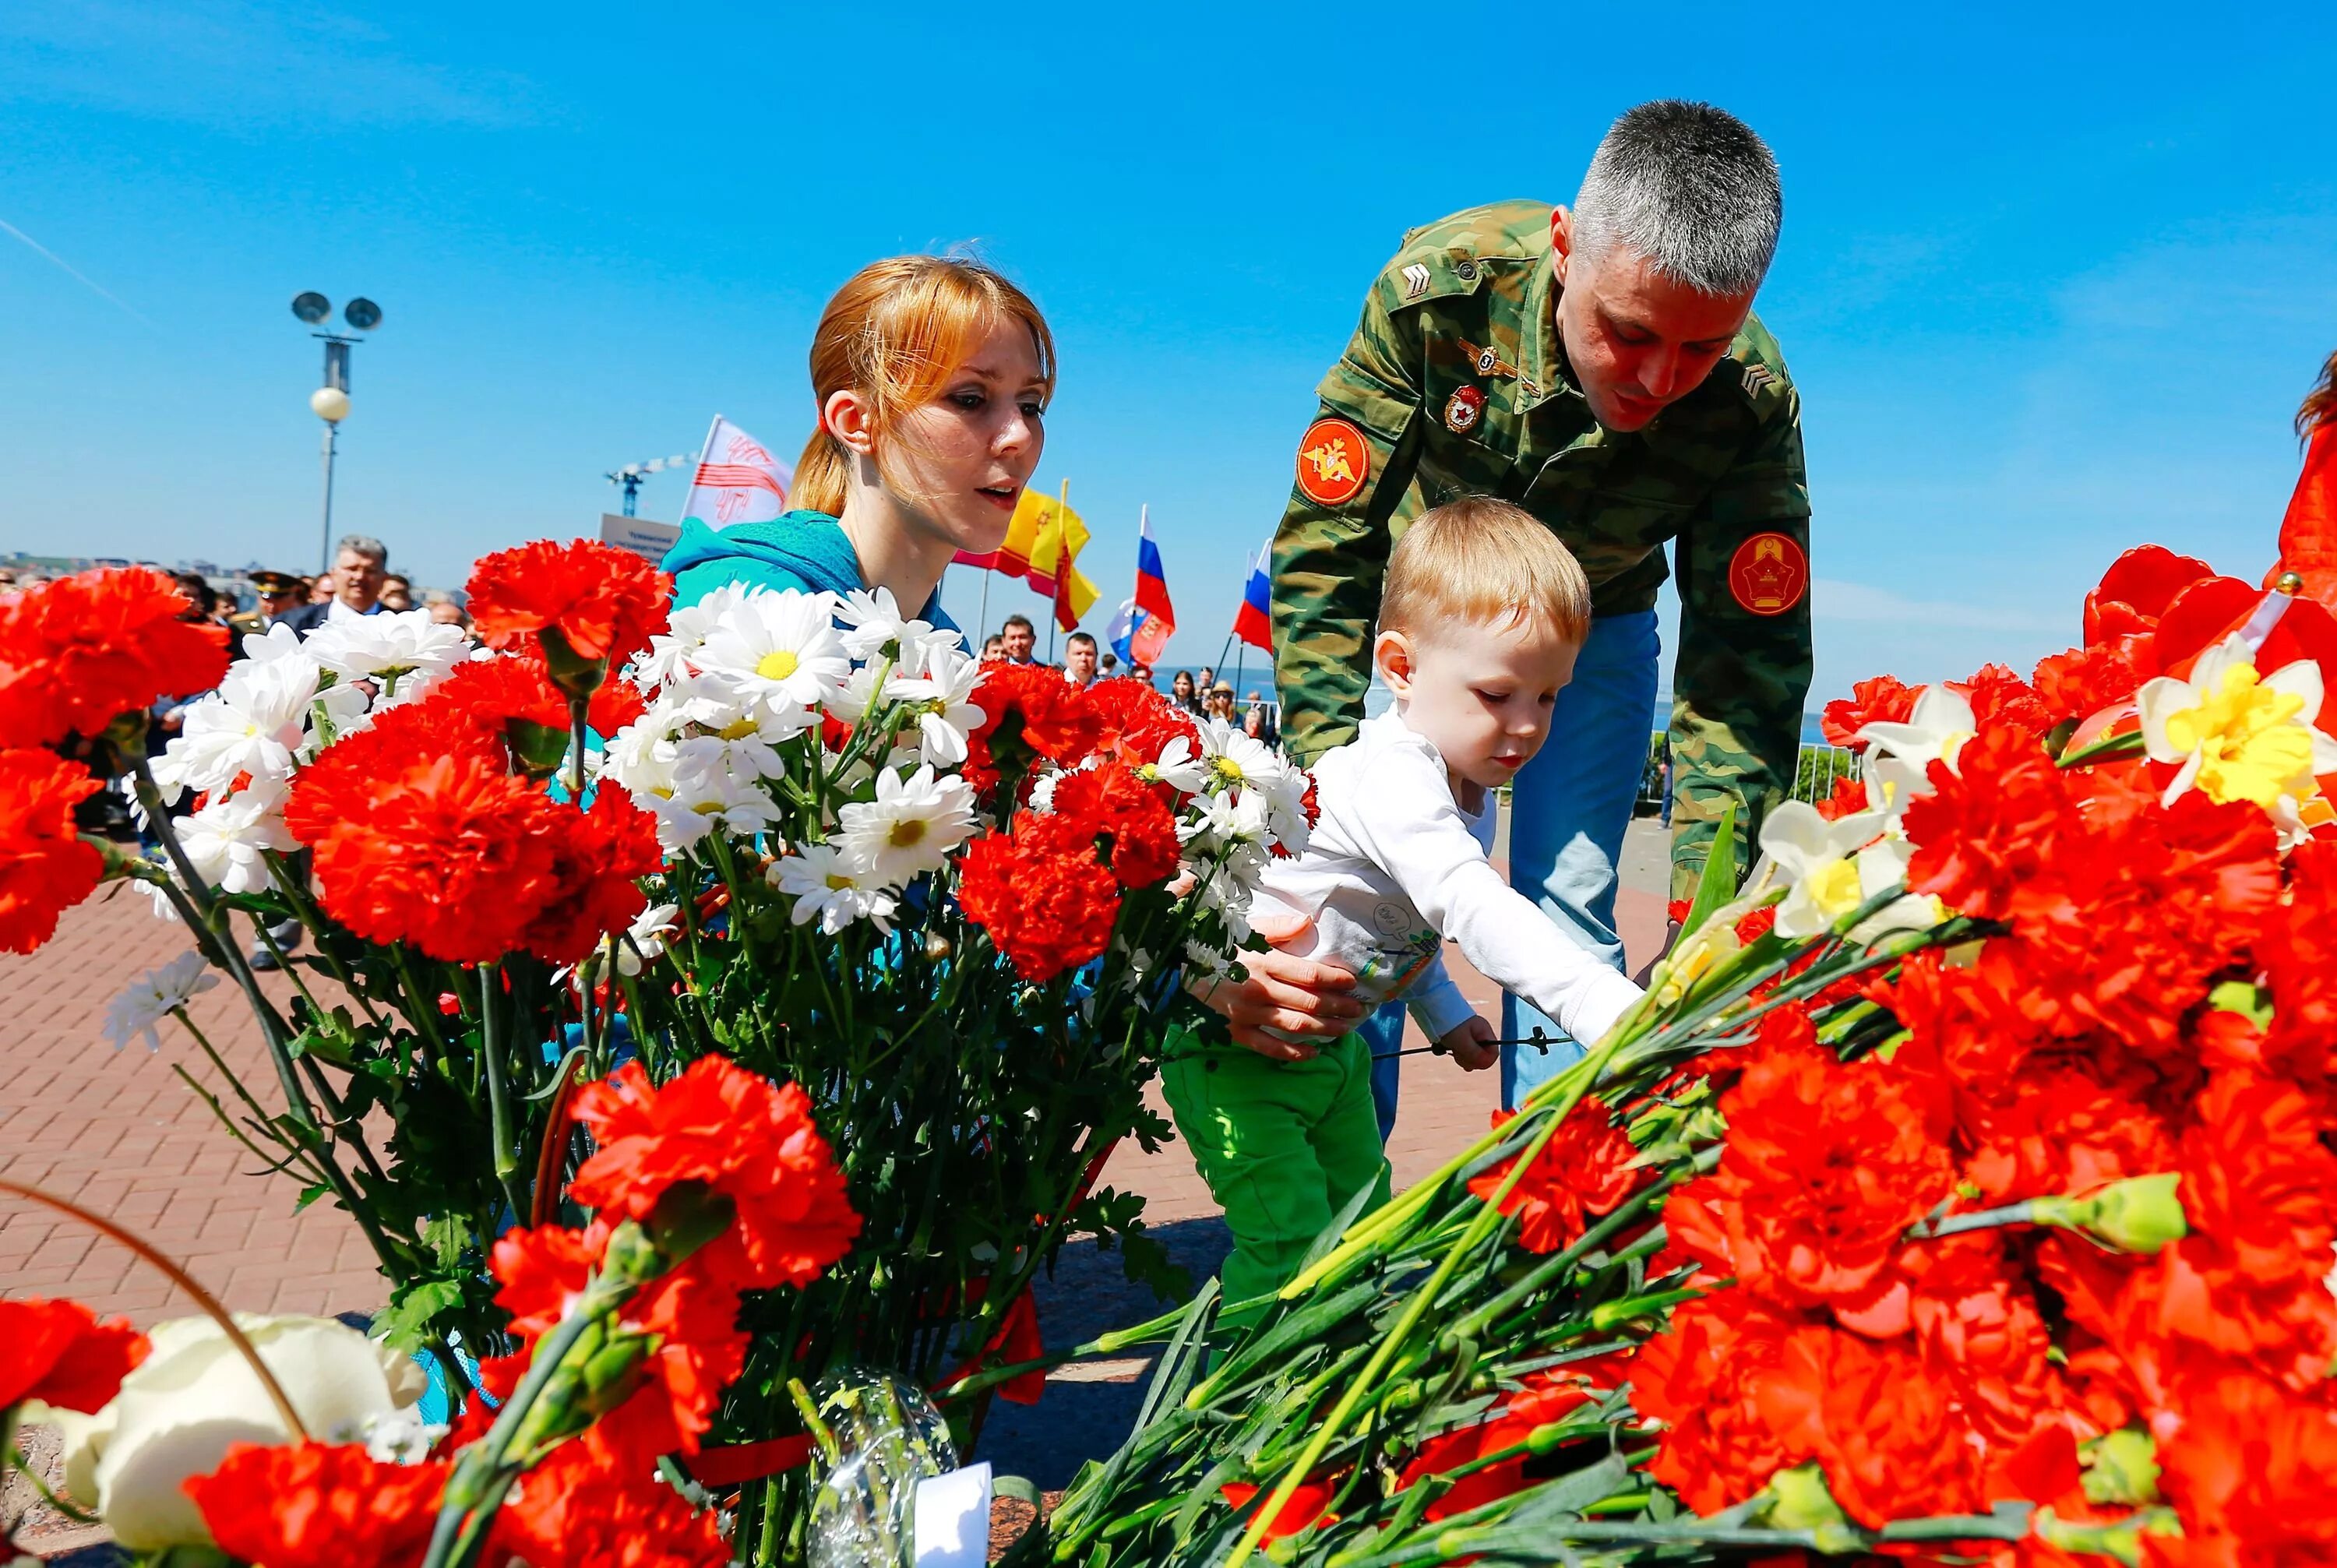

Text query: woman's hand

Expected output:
[1186,942,1366,1062]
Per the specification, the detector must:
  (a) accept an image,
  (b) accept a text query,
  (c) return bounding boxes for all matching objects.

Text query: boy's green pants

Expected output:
[1161,1026,1393,1309]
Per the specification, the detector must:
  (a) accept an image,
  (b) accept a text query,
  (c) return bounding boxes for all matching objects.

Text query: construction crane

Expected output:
[605,452,693,518]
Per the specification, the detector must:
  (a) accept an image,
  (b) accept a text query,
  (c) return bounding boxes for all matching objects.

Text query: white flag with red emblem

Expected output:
[679,415,794,528]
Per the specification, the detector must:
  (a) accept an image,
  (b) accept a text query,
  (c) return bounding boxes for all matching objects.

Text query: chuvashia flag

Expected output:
[1024,488,1100,632]
[681,415,792,527]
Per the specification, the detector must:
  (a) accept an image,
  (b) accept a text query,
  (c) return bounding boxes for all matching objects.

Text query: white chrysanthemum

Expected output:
[575,902,682,984]
[238,620,306,665]
[835,765,977,886]
[178,777,294,895]
[102,950,219,1052]
[634,582,750,689]
[770,844,898,934]
[151,653,334,799]
[695,589,850,717]
[304,609,469,696]
[888,644,985,767]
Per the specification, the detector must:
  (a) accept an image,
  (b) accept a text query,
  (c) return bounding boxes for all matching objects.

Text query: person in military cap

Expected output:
[1271,100,1812,1114]
[231,570,304,644]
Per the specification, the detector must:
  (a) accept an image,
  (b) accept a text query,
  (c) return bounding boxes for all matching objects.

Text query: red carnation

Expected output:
[0,747,105,953]
[1631,1290,1800,1515]
[1085,675,1200,777]
[489,1218,749,1465]
[520,786,662,965]
[287,704,565,962]
[0,566,229,745]
[185,1441,448,1568]
[1662,1011,1953,1314]
[1396,1351,1636,1520]
[0,1296,147,1411]
[2152,1372,2337,1563]
[2033,636,2149,724]
[568,1058,861,1295]
[1467,1097,1646,1253]
[1948,662,2053,739]
[1048,760,1183,887]
[1748,1318,1977,1527]
[964,661,1100,793]
[467,538,672,668]
[958,819,1121,981]
[1819,674,1919,750]
[425,654,650,770]
[492,1436,731,1568]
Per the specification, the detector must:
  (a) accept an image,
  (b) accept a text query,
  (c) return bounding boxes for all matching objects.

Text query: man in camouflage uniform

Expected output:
[1271,100,1811,1112]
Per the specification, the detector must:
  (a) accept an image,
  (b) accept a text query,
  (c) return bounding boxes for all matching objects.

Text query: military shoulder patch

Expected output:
[1741,363,1774,396]
[1727,532,1809,616]
[1295,418,1371,506]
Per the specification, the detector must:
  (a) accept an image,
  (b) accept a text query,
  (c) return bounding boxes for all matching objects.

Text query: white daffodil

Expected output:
[151,652,333,798]
[770,844,898,934]
[633,581,749,689]
[836,765,978,886]
[101,950,220,1052]
[2135,633,2337,812]
[1837,834,1948,944]
[179,779,294,895]
[1756,799,1891,940]
[696,589,850,719]
[887,644,985,768]
[304,609,469,697]
[1856,684,1977,777]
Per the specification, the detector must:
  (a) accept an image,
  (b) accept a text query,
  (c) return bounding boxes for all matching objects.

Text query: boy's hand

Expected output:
[1438,1016,1498,1072]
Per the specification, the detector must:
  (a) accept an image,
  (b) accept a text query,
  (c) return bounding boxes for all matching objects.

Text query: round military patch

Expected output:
[1444,385,1485,435]
[1295,418,1370,506]
[1728,532,1809,616]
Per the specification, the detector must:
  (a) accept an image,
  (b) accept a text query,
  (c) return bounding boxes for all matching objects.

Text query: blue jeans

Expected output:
[1357,611,1662,1131]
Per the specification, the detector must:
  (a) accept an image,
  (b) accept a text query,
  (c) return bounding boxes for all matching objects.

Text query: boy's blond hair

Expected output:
[1379,497,1592,646]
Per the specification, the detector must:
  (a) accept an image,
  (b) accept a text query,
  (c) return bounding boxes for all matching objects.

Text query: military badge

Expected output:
[1401,263,1431,300]
[1742,363,1775,396]
[1444,385,1485,435]
[1295,417,1371,506]
[1727,531,1809,616]
[1455,339,1518,379]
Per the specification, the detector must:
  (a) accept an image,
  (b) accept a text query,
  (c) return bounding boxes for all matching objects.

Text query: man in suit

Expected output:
[274,534,390,638]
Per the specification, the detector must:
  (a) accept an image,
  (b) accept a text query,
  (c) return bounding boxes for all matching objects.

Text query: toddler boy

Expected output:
[1168,499,1647,1305]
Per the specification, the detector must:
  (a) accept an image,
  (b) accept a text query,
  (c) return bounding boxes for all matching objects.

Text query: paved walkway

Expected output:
[1,815,1669,1524]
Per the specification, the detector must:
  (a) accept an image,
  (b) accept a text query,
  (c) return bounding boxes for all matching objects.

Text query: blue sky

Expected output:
[2,2,2332,709]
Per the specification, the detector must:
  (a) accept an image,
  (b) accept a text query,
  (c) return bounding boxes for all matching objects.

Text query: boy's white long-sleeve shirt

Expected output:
[1257,710,1644,1047]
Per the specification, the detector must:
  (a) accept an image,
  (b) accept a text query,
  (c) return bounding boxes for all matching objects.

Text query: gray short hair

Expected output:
[1571,100,1782,298]
[335,533,388,566]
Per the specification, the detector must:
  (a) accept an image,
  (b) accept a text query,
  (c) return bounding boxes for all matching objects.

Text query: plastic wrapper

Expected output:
[803,1368,960,1568]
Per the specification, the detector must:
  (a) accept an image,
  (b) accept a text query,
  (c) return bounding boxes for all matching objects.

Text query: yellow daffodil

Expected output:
[2135,634,2337,814]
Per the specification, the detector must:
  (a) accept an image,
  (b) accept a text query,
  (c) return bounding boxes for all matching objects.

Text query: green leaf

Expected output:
[1676,800,1741,939]
[375,1277,467,1351]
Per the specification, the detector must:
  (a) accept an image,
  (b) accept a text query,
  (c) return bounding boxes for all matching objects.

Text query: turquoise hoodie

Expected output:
[662,510,956,631]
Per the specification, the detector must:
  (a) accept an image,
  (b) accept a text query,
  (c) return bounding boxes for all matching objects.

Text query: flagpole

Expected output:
[1048,477,1068,662]
[978,564,992,647]
[679,413,723,524]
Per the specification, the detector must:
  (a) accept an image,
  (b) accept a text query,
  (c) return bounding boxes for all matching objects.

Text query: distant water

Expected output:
[1362,683,1833,747]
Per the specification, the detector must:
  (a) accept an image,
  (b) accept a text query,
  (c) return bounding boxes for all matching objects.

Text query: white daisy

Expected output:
[770,844,898,934]
[887,645,985,768]
[1143,735,1209,797]
[576,902,682,984]
[634,582,749,690]
[151,653,333,799]
[101,950,220,1052]
[695,590,850,718]
[835,765,977,885]
[1196,717,1292,798]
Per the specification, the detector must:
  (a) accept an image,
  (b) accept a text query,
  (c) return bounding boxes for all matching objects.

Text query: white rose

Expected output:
[27,1313,425,1550]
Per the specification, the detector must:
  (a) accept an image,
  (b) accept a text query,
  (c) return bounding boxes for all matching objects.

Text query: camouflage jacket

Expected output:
[1270,200,1814,899]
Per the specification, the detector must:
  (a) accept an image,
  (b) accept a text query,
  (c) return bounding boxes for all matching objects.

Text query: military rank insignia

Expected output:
[1455,339,1518,379]
[1728,531,1809,615]
[1444,385,1485,435]
[1295,417,1370,506]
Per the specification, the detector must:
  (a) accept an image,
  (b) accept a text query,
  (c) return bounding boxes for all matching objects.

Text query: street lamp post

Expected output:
[291,292,381,573]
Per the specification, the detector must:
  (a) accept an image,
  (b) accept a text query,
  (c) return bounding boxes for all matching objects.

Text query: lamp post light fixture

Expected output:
[292,292,382,573]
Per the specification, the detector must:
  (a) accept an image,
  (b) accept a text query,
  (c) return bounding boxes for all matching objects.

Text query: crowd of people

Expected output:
[971,612,1281,742]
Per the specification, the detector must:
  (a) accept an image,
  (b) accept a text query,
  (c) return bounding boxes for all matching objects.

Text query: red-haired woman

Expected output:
[2270,349,2337,603]
[666,255,1054,625]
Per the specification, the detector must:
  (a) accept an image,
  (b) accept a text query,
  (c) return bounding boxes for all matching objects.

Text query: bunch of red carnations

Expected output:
[3,1057,857,1568]
[1031,547,2337,1568]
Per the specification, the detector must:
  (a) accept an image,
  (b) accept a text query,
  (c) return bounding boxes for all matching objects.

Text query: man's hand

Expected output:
[1186,943,1366,1063]
[1437,1015,1499,1073]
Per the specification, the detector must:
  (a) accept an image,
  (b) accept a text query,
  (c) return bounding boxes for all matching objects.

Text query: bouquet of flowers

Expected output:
[0,542,1308,1559]
[1024,544,2337,1568]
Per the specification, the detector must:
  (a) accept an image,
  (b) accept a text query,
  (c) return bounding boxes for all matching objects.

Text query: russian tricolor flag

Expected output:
[1233,542,1274,653]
